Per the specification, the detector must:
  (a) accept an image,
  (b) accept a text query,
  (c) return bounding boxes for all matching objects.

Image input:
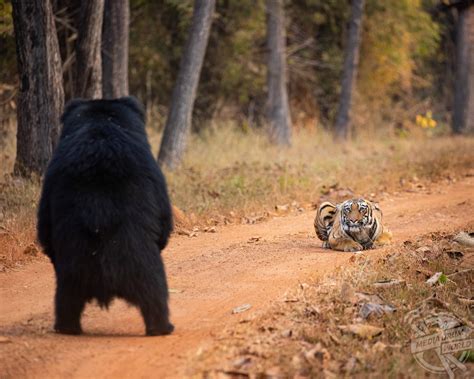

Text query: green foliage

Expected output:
[129,0,193,117]
[0,0,12,35]
[0,0,15,86]
[287,0,349,122]
[0,0,447,132]
[360,0,441,104]
[438,272,447,284]
[195,0,266,126]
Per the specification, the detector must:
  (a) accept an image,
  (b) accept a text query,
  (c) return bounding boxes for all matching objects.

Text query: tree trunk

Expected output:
[334,0,365,140]
[266,0,292,145]
[12,0,65,176]
[158,0,215,169]
[102,0,129,98]
[453,3,474,134]
[75,0,104,99]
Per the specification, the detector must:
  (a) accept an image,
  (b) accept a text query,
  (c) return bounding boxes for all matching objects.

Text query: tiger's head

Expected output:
[340,199,371,232]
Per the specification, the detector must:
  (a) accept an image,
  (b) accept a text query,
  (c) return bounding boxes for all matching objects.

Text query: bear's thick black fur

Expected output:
[37,97,174,336]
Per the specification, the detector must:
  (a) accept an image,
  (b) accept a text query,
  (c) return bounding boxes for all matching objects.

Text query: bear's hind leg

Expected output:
[140,300,174,336]
[54,278,86,335]
[123,259,174,336]
[141,264,174,336]
[137,256,174,336]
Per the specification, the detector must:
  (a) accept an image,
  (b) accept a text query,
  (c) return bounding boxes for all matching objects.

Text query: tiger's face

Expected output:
[341,199,370,231]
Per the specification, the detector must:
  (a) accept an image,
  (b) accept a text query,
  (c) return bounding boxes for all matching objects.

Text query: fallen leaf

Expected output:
[23,244,39,256]
[177,229,198,237]
[304,343,331,366]
[338,324,384,339]
[247,236,261,243]
[426,272,443,286]
[354,292,384,304]
[416,268,434,278]
[232,356,252,369]
[416,246,431,254]
[359,303,396,320]
[217,369,249,378]
[299,283,310,290]
[453,232,474,247]
[445,250,464,260]
[232,304,252,314]
[275,204,289,212]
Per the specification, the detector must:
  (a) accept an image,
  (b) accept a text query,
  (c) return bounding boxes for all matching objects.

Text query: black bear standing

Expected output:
[37,97,174,336]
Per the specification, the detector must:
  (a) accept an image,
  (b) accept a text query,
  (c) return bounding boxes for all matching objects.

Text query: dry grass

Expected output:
[0,177,41,271]
[191,228,474,378]
[156,127,474,223]
[0,126,473,269]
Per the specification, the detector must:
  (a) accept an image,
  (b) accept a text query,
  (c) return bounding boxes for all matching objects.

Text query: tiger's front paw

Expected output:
[343,243,363,252]
[330,239,363,252]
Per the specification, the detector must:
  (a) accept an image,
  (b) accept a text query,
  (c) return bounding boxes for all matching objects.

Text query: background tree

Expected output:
[452,1,474,134]
[334,0,365,140]
[102,0,129,98]
[11,0,64,176]
[266,0,291,145]
[74,0,104,98]
[158,0,215,169]
[0,0,447,151]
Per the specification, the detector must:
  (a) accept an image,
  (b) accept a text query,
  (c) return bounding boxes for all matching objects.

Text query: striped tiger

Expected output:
[314,198,392,252]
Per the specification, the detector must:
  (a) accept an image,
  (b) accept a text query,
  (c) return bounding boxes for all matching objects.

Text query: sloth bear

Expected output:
[37,97,174,336]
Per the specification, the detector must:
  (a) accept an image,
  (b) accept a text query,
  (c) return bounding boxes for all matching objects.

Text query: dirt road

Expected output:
[1,178,473,378]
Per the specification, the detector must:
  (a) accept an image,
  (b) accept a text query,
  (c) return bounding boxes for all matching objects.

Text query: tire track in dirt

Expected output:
[0,178,473,378]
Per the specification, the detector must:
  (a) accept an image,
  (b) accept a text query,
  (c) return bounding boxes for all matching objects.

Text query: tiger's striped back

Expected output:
[314,201,337,241]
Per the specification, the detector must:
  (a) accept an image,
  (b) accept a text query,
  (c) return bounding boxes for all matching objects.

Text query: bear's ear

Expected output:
[118,96,145,121]
[61,98,86,123]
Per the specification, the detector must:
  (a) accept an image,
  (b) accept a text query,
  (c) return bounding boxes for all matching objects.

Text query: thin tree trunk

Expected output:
[453,3,474,134]
[266,0,291,145]
[12,0,65,176]
[158,0,215,169]
[53,0,80,102]
[75,0,104,99]
[102,0,129,98]
[334,0,365,140]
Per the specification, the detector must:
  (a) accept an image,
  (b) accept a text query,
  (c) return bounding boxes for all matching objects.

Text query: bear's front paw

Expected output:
[54,324,82,335]
[146,322,174,336]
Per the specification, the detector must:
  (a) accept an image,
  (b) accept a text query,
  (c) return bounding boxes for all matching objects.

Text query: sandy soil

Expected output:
[0,177,473,378]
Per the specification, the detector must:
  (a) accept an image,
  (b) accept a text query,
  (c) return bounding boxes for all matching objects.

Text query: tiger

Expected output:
[314,198,392,252]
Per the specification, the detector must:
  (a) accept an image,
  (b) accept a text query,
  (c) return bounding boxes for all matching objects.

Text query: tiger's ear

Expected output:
[118,96,145,121]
